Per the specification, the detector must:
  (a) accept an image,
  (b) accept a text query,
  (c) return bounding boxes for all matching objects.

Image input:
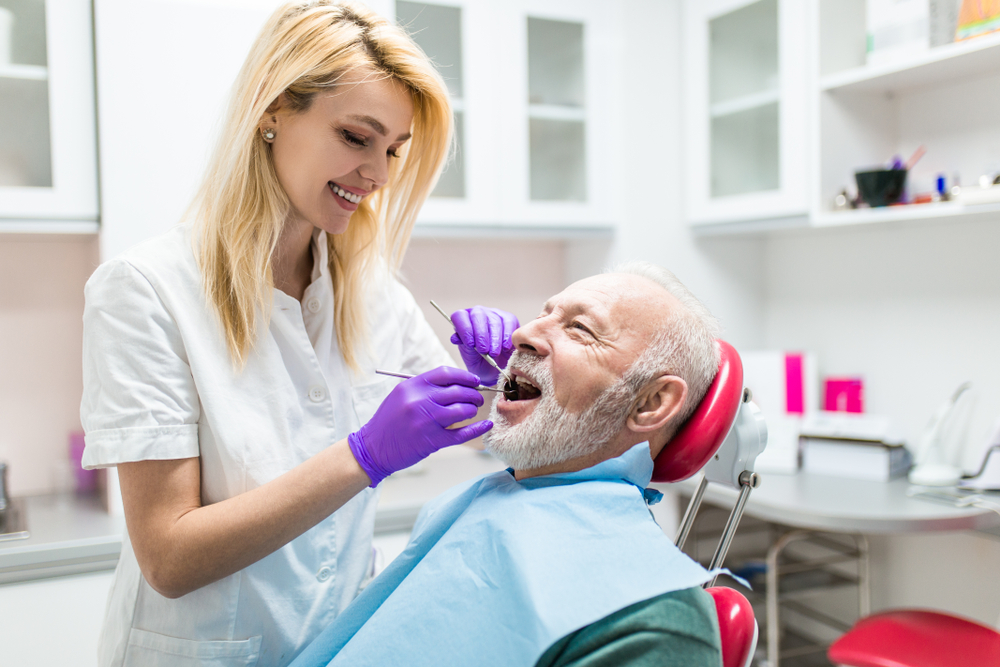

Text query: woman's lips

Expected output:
[328,182,363,211]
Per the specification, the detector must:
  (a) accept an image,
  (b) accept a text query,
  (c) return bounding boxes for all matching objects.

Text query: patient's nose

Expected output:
[512,320,549,355]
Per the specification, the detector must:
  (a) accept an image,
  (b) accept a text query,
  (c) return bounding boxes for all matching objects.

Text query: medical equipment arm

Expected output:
[348,366,493,487]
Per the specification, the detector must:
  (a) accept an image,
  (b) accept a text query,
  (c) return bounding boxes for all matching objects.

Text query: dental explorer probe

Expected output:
[428,300,513,385]
[375,369,505,393]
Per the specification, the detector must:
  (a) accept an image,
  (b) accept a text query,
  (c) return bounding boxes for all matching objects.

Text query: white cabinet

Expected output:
[0,0,98,232]
[813,0,1000,229]
[682,0,1000,234]
[392,0,616,233]
[0,570,114,666]
[683,0,809,229]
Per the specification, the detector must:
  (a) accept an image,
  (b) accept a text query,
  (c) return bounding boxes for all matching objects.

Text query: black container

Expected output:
[855,169,907,207]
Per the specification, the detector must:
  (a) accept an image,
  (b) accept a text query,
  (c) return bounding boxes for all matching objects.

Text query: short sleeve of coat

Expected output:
[80,259,201,469]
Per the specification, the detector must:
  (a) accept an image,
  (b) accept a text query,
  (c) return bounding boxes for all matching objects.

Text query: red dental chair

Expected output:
[651,340,769,667]
[826,609,1000,667]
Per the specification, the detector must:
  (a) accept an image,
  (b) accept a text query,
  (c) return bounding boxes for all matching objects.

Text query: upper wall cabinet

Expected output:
[392,0,615,232]
[683,0,809,229]
[0,0,98,232]
[813,0,1000,229]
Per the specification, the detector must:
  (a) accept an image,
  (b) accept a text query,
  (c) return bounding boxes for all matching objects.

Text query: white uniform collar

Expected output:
[310,228,330,284]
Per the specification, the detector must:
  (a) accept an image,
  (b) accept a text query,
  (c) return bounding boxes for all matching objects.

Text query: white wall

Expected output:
[764,217,1000,467]
[609,0,767,351]
[761,215,1000,626]
[93,0,278,260]
[0,236,99,495]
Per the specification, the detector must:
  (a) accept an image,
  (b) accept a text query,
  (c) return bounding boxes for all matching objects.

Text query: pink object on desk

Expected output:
[824,377,864,413]
[784,354,805,414]
[69,431,97,493]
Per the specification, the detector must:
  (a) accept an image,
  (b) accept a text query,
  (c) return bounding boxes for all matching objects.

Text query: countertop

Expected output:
[0,446,506,586]
[660,472,1000,534]
[0,492,125,585]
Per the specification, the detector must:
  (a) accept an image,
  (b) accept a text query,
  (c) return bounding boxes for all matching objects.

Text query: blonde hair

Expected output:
[191,0,451,370]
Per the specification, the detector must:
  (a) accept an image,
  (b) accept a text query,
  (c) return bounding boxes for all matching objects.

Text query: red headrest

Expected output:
[651,340,743,483]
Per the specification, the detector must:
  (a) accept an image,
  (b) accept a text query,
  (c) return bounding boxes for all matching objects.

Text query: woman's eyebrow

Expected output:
[347,114,411,142]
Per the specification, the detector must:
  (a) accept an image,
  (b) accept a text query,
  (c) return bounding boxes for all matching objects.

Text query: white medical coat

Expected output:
[81,224,454,667]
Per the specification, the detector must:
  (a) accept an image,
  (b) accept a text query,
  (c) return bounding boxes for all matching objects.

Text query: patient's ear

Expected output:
[627,375,687,434]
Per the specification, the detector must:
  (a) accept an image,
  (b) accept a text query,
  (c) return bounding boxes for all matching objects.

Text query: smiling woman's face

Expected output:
[264,71,414,237]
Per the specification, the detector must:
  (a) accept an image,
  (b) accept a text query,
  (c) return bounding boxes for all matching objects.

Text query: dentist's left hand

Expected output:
[348,366,493,487]
[449,306,520,385]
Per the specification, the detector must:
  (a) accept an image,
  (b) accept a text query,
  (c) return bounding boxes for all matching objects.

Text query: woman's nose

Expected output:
[358,152,390,189]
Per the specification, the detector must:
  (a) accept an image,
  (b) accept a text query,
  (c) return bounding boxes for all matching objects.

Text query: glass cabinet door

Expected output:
[390,0,610,229]
[526,16,585,202]
[685,0,807,227]
[0,0,51,189]
[0,0,97,229]
[708,0,779,199]
[396,1,466,199]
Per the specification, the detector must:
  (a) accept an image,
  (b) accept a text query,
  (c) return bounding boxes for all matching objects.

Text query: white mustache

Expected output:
[506,351,552,394]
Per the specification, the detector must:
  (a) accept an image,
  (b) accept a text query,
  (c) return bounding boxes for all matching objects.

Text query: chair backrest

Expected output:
[707,586,757,667]
[652,340,744,483]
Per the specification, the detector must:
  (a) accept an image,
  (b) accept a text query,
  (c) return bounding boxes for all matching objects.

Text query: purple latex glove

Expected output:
[449,306,520,386]
[348,366,492,487]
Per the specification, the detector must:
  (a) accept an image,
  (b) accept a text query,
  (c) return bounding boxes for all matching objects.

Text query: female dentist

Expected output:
[80,2,517,665]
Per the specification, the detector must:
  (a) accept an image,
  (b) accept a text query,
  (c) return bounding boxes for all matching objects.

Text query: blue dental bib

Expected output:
[291,443,715,667]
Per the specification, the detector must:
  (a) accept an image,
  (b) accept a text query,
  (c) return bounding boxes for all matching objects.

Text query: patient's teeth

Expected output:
[516,377,540,391]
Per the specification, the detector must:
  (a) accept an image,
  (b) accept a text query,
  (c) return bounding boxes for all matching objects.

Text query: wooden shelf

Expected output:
[0,64,48,81]
[820,32,1000,94]
[710,89,779,118]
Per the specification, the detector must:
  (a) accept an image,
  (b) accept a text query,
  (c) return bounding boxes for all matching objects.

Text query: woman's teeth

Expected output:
[329,183,362,204]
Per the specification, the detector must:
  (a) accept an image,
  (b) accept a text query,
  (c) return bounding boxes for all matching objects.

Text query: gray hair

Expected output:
[606,261,721,439]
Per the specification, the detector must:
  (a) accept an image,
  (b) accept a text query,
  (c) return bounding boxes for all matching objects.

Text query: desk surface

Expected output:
[660,472,1000,534]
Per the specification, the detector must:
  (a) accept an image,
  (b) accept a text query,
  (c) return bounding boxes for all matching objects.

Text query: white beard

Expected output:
[483,352,636,470]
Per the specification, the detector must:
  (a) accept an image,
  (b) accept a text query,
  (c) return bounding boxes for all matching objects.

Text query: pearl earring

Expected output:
[262,128,275,141]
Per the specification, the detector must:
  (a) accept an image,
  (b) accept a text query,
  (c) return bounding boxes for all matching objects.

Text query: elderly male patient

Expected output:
[291,262,724,667]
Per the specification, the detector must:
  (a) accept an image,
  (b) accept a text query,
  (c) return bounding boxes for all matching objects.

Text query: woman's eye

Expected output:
[388,148,402,159]
[342,130,367,147]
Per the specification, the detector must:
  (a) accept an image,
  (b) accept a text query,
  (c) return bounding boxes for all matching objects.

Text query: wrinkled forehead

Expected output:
[550,273,680,332]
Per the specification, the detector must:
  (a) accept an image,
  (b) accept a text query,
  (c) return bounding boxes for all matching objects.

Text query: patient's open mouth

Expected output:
[503,374,542,402]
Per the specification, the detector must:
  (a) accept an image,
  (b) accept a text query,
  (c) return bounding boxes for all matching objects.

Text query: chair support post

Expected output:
[675,475,709,549]
[704,471,760,588]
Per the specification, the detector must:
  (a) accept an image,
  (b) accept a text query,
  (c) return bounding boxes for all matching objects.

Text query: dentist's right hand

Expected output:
[348,366,493,487]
